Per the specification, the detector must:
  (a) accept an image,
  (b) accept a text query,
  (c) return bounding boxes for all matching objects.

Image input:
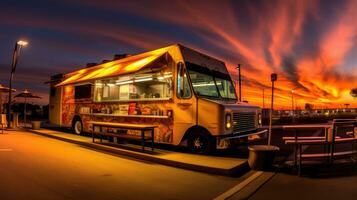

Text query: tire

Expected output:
[187,133,216,154]
[72,118,83,135]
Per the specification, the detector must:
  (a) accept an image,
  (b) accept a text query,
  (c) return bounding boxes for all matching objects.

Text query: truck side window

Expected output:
[75,84,92,99]
[177,62,191,98]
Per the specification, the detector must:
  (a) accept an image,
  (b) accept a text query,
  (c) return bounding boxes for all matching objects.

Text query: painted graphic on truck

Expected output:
[61,85,174,143]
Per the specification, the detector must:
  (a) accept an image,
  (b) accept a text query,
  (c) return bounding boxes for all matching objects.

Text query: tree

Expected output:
[305,103,314,111]
[351,88,357,98]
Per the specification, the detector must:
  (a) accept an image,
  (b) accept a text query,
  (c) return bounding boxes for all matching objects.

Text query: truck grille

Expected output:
[232,112,256,133]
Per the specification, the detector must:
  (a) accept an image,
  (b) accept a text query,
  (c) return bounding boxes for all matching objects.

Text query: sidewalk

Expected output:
[27,128,248,176]
[248,168,357,200]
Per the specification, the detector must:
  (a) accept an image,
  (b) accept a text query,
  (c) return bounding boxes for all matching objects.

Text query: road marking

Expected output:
[213,171,264,200]
[0,148,13,152]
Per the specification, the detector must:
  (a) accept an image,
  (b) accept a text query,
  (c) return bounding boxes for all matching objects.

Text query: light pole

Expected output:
[237,64,242,102]
[7,40,28,127]
[262,88,265,108]
[291,89,295,123]
[268,73,277,146]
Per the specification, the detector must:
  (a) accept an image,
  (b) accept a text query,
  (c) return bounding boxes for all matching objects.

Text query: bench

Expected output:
[301,151,357,159]
[286,137,357,175]
[89,121,157,151]
[282,136,341,140]
[284,121,357,176]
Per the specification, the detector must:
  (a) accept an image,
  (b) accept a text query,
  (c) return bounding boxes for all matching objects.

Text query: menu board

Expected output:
[119,85,129,100]
[103,86,109,98]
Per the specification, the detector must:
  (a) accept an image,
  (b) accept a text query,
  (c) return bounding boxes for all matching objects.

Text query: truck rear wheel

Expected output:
[72,118,83,135]
[187,134,216,154]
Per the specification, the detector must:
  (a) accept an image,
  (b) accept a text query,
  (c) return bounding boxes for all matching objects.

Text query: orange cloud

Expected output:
[64,0,357,109]
[2,0,356,108]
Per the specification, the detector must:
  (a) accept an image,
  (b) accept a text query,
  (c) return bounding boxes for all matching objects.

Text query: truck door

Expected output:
[172,62,195,144]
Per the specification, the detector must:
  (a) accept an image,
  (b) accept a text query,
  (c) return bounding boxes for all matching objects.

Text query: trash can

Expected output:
[248,145,280,171]
[31,121,42,130]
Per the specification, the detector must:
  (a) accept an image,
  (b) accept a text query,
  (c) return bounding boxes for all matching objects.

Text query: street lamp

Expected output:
[7,40,28,127]
[268,73,277,146]
[237,64,242,102]
[17,40,28,46]
[262,88,265,109]
[291,89,295,123]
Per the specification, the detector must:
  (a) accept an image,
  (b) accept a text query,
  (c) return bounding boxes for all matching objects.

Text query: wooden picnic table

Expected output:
[89,121,158,151]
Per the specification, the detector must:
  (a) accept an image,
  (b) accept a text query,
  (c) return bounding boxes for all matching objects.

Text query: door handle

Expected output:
[177,102,192,106]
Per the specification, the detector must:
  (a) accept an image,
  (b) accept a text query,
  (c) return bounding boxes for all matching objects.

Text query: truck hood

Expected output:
[201,98,260,110]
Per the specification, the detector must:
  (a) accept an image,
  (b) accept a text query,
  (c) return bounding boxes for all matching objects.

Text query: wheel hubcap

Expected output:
[75,121,82,134]
[193,137,203,149]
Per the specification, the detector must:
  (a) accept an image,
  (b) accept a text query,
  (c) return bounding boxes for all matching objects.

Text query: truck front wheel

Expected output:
[72,118,83,135]
[187,134,216,154]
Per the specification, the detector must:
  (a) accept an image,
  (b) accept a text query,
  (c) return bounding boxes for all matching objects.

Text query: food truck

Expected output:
[49,44,267,153]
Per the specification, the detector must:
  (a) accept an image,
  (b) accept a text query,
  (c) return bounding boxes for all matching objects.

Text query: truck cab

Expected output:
[175,49,266,153]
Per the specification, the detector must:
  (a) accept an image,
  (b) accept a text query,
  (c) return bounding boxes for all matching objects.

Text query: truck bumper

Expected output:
[216,129,268,149]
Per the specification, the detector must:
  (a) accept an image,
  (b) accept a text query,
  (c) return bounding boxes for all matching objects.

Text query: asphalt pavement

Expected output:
[249,168,357,200]
[1,127,356,200]
[0,130,253,200]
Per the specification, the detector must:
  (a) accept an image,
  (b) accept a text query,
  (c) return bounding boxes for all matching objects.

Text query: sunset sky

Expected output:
[0,0,356,109]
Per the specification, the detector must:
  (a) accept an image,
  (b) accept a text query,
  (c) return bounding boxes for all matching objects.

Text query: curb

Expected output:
[227,171,275,200]
[27,129,249,176]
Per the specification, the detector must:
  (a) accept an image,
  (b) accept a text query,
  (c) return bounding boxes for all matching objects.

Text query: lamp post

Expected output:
[291,89,295,123]
[262,88,265,109]
[268,73,277,146]
[7,40,28,127]
[237,64,242,102]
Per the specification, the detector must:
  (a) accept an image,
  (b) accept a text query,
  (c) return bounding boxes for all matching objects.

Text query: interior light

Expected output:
[134,77,153,83]
[158,74,173,80]
[192,83,216,87]
[116,80,133,85]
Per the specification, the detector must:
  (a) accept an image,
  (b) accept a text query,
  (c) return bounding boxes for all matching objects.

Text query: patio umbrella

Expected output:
[0,84,16,114]
[14,89,41,127]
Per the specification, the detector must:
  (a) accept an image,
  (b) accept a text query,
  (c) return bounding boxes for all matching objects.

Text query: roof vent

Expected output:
[101,60,111,64]
[86,63,97,68]
[113,54,131,60]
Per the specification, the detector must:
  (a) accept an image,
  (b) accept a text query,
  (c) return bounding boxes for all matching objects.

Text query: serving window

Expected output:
[74,84,92,99]
[93,68,173,102]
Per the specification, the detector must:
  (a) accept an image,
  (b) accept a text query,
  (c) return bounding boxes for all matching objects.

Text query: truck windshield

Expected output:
[186,62,237,100]
[188,70,220,98]
[215,77,237,99]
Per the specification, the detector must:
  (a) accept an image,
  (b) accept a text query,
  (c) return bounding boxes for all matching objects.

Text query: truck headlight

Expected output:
[258,113,262,125]
[225,113,232,129]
